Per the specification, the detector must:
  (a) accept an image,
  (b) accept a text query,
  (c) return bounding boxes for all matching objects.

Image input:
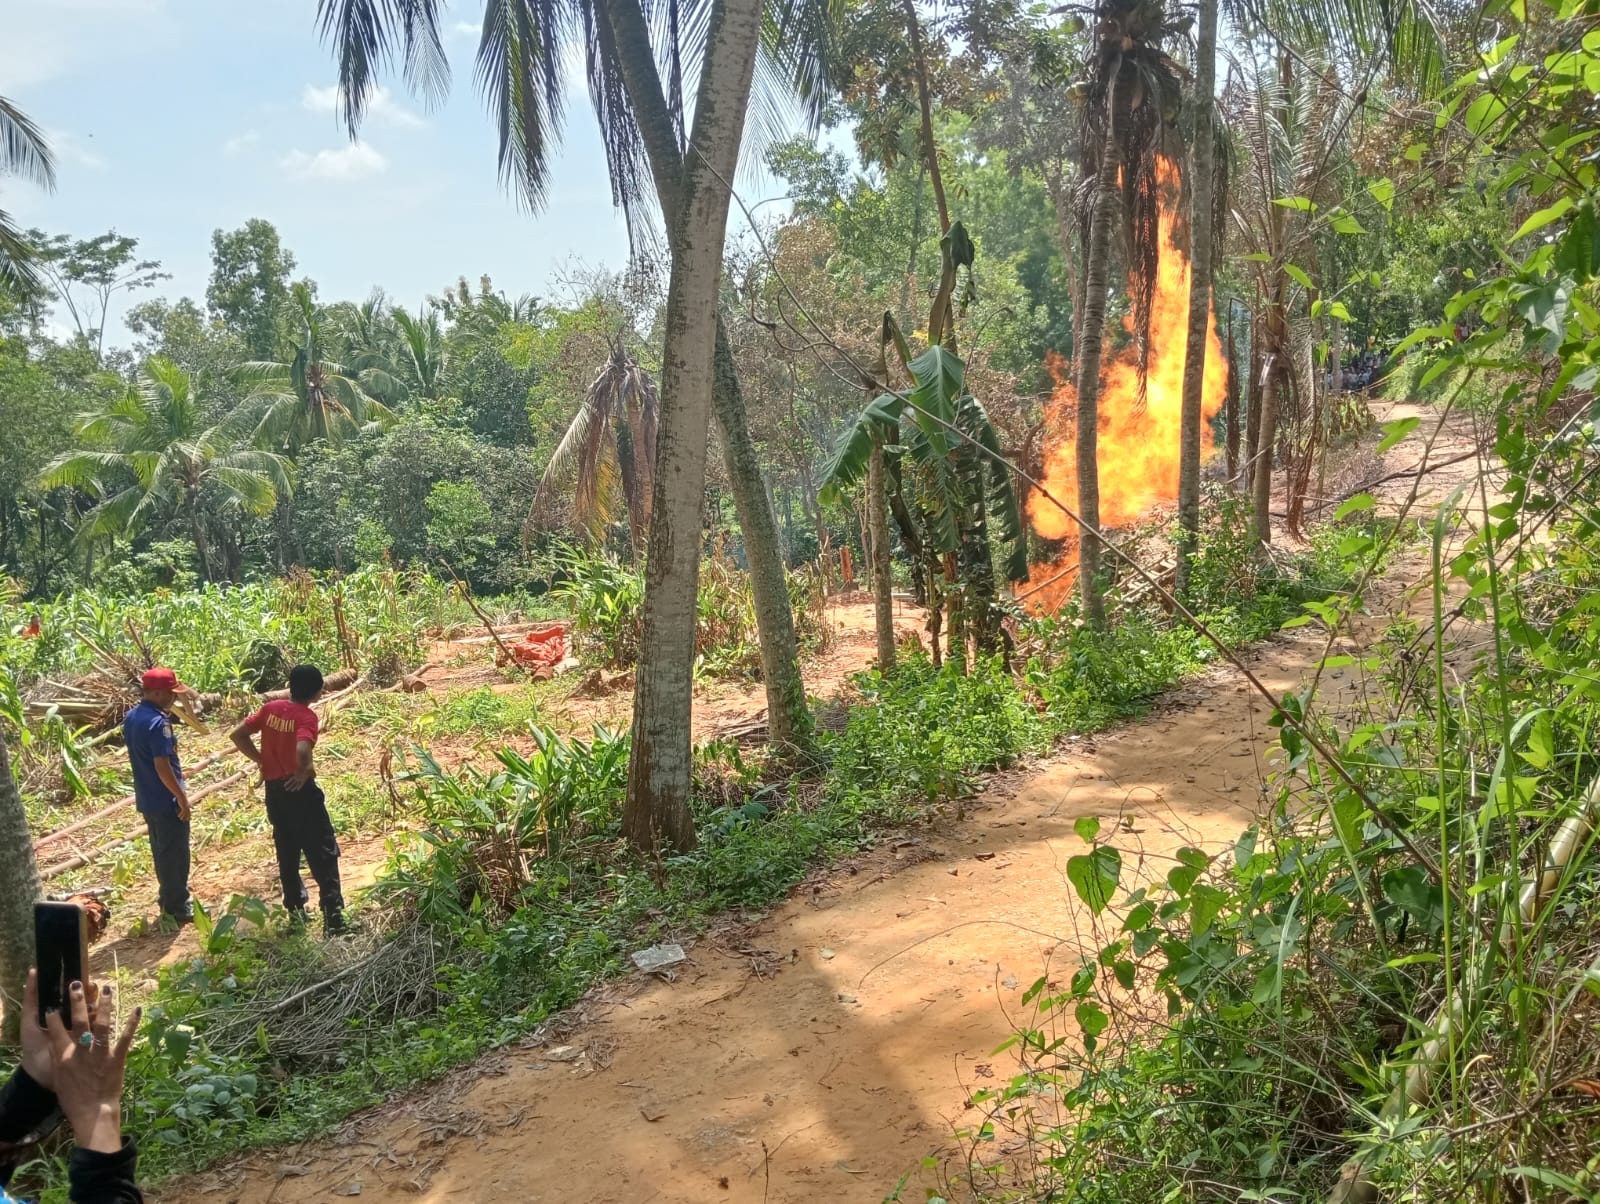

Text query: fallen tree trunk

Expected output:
[261,667,358,701]
[32,752,230,853]
[39,770,249,880]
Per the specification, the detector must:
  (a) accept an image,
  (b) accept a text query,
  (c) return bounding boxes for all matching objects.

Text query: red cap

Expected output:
[141,667,183,691]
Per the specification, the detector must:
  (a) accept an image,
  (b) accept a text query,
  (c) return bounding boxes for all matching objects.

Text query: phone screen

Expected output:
[35,901,88,1027]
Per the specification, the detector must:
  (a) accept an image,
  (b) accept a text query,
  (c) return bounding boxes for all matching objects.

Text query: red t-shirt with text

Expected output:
[242,699,319,782]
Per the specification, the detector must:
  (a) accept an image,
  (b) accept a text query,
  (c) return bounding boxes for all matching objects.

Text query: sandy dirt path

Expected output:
[175,627,1350,1204]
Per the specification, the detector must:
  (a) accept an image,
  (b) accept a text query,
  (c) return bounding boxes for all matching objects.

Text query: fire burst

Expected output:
[1023,157,1228,613]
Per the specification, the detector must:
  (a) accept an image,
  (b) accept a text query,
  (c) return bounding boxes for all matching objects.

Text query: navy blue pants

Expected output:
[143,810,191,920]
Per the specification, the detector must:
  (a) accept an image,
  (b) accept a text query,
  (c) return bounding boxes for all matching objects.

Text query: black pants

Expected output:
[144,810,191,919]
[264,780,344,916]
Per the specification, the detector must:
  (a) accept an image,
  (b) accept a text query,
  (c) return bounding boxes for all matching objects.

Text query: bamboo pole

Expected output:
[1327,772,1600,1202]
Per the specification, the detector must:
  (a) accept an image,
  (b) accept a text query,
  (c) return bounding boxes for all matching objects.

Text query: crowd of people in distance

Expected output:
[1323,349,1387,394]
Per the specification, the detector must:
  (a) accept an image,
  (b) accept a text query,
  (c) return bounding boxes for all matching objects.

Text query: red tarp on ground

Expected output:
[502,624,568,676]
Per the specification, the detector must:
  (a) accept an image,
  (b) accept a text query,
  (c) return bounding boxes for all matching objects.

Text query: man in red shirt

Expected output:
[229,665,345,934]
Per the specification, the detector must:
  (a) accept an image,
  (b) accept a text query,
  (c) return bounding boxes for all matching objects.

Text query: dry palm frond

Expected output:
[24,628,208,734]
[529,342,659,551]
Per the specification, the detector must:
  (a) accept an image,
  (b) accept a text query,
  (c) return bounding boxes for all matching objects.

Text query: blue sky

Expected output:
[0,0,813,344]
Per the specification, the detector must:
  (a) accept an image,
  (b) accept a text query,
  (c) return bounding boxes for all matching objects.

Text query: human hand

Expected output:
[175,791,191,821]
[285,769,312,791]
[44,981,140,1155]
[21,969,102,1091]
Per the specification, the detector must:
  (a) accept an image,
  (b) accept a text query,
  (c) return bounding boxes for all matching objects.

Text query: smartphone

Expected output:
[35,901,88,1027]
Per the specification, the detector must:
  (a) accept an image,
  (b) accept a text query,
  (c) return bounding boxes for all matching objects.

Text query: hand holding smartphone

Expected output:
[34,901,89,1027]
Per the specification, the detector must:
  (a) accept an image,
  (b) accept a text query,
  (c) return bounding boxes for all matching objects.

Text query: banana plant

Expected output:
[821,320,1026,669]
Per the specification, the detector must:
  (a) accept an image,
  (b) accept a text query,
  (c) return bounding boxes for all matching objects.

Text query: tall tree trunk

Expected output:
[1045,172,1083,377]
[1075,70,1126,628]
[712,323,811,751]
[1244,311,1263,489]
[900,0,951,234]
[607,0,813,759]
[620,0,763,854]
[1225,308,1241,482]
[867,433,896,671]
[188,494,213,584]
[900,164,925,329]
[1330,315,1344,395]
[1251,351,1282,547]
[1174,0,1219,601]
[0,725,42,1042]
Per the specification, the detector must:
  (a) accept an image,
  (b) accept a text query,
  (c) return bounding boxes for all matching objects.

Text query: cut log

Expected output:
[261,667,359,701]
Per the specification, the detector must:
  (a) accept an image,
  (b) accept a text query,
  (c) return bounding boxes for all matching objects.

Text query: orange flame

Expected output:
[1023,157,1228,612]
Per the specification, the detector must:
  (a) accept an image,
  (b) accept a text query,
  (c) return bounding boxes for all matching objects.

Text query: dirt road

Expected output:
[175,626,1351,1204]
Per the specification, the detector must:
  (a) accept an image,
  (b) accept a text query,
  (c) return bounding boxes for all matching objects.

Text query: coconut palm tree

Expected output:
[532,341,659,554]
[1173,0,1219,599]
[1223,50,1356,546]
[1065,0,1190,627]
[40,357,292,581]
[330,290,407,405]
[0,723,42,1041]
[0,96,55,298]
[391,307,449,401]
[231,283,394,451]
[312,0,833,851]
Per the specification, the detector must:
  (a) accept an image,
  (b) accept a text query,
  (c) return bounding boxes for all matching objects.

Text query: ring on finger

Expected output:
[78,1031,94,1048]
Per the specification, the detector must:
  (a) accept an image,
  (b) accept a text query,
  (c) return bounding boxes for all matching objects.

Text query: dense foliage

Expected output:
[5,0,1600,1197]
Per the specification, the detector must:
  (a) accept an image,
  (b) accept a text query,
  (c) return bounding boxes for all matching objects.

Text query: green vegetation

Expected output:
[5,0,1600,1195]
[0,514,1340,1195]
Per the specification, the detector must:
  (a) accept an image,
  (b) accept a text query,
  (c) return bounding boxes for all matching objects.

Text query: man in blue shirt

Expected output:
[123,668,193,927]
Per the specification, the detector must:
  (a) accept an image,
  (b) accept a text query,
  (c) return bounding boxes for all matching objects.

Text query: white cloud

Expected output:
[46,129,106,170]
[449,20,480,41]
[301,83,424,127]
[222,129,261,157]
[281,143,388,181]
[0,0,170,88]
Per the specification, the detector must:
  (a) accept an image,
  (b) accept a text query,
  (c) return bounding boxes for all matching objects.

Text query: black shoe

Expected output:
[322,909,347,936]
[287,908,309,929]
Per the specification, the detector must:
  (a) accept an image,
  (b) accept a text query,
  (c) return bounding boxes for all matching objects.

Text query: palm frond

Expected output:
[230,360,295,389]
[644,0,713,144]
[0,96,56,190]
[78,485,156,542]
[38,450,127,493]
[208,464,283,514]
[1227,0,1448,93]
[479,0,574,211]
[578,0,654,240]
[315,0,451,133]
[243,392,308,450]
[0,208,45,298]
[760,0,840,132]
